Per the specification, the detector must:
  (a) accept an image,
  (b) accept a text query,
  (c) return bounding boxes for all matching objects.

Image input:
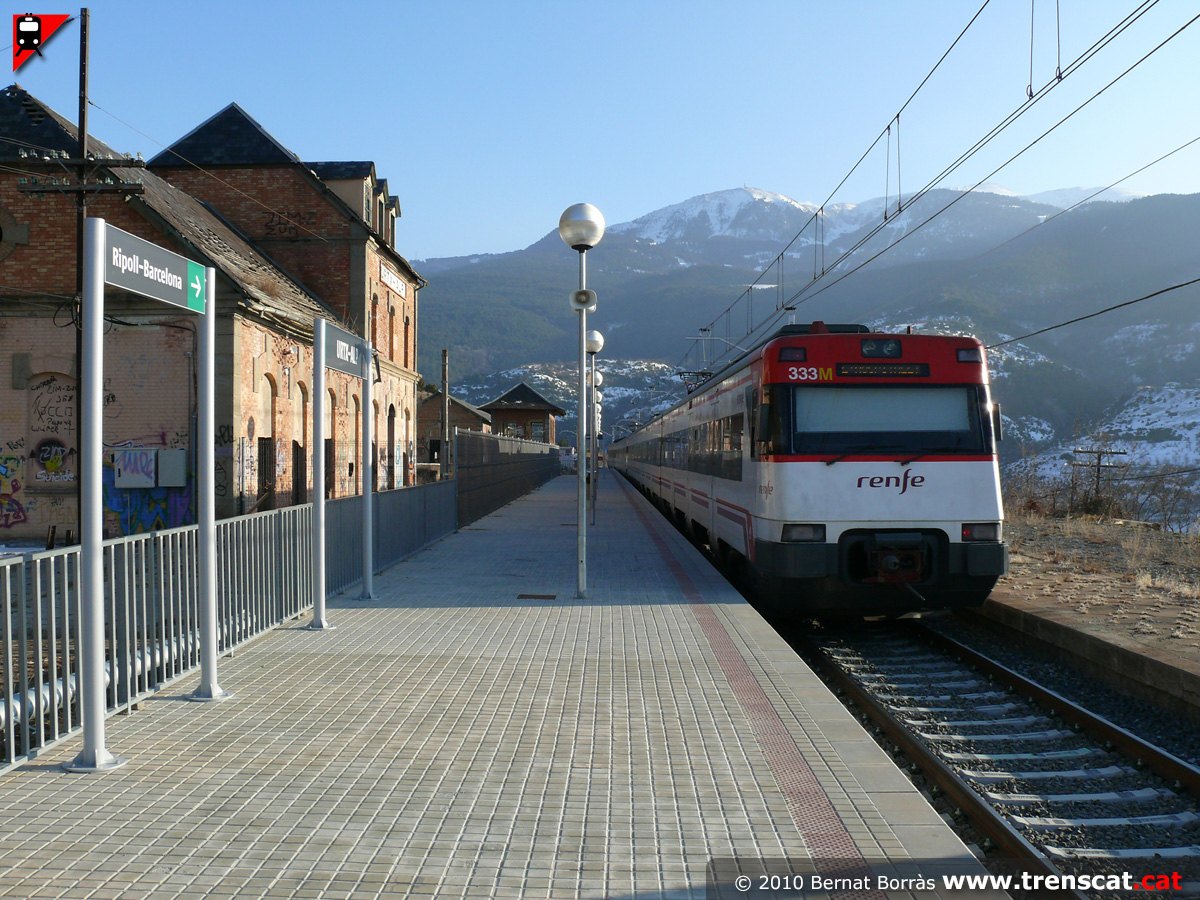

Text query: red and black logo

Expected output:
[13,12,72,71]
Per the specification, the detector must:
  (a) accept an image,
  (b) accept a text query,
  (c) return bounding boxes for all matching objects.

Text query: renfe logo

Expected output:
[856,469,925,494]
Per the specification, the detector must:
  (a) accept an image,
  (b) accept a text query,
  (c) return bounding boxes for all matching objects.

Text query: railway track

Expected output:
[796,622,1200,897]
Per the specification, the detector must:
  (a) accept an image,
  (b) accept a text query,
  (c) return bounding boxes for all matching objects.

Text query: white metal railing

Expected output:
[0,448,547,774]
[1,504,313,773]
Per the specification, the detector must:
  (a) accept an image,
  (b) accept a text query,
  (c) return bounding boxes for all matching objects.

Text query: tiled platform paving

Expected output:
[0,472,994,898]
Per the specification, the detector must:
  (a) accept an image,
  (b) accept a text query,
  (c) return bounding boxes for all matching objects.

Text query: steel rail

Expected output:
[797,634,1085,897]
[919,624,1200,801]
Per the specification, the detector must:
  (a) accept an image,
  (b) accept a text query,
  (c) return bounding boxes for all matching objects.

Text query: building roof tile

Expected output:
[1,85,333,338]
[147,102,300,168]
[480,382,566,417]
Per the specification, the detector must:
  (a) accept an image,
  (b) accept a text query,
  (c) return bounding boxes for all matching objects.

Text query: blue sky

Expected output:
[9,1,1200,260]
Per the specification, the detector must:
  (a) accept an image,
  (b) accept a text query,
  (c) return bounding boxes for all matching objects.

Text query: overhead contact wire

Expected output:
[677,0,993,373]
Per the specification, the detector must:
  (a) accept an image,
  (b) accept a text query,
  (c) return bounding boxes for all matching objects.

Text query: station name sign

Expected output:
[103,223,206,312]
[379,261,406,298]
[323,319,368,378]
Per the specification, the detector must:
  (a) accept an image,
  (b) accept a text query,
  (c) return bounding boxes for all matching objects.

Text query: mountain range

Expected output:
[419,185,1200,480]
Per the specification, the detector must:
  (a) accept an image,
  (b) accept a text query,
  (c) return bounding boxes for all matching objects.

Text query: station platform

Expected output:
[0,472,997,899]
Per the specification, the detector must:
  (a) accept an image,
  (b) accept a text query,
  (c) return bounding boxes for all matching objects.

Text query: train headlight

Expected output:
[961,523,1000,541]
[782,524,826,542]
[861,339,901,358]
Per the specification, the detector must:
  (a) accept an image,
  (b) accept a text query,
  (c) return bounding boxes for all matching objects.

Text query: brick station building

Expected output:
[0,86,424,540]
[479,382,565,444]
[415,388,492,476]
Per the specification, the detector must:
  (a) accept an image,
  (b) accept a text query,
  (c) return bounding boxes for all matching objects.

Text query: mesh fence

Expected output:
[455,431,561,527]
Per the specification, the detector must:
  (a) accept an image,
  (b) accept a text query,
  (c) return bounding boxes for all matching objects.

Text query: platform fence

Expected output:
[455,430,561,526]
[1,434,557,772]
[0,508,312,774]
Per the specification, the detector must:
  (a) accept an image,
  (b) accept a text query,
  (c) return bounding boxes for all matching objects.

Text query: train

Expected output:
[608,322,1008,618]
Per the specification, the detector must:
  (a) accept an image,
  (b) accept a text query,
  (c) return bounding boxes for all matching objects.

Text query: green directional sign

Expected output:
[103,223,206,313]
[186,260,206,311]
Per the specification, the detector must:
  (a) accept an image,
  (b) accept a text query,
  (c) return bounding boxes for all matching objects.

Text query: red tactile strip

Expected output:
[618,478,886,899]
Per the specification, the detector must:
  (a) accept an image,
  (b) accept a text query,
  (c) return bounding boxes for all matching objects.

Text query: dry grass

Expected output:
[1008,510,1200,584]
[1006,510,1200,644]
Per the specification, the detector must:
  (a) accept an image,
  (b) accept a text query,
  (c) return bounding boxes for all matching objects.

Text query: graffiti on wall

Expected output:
[102,466,193,535]
[33,438,77,485]
[28,374,76,437]
[27,373,79,493]
[112,447,156,488]
[0,454,27,528]
[102,441,194,535]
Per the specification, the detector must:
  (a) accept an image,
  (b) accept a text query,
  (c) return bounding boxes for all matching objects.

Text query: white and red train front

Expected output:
[611,323,1008,616]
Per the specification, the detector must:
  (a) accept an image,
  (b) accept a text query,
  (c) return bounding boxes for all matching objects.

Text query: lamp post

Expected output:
[588,368,604,488]
[559,203,605,599]
[586,330,604,518]
[592,390,603,525]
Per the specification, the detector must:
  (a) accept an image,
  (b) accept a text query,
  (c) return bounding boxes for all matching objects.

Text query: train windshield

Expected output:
[789,385,989,454]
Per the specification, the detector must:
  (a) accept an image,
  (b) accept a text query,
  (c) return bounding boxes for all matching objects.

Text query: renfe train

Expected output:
[608,322,1008,617]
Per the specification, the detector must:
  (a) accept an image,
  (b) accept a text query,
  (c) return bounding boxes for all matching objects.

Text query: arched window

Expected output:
[352,394,361,495]
[372,400,381,492]
[387,404,397,490]
[256,373,277,510]
[325,388,336,498]
[403,407,412,485]
[292,382,309,504]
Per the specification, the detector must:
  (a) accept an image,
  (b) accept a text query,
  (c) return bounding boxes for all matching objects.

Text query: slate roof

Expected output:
[146,102,422,286]
[1,85,334,339]
[118,165,335,337]
[0,83,125,161]
[418,390,492,424]
[480,382,566,417]
[147,102,301,167]
[309,161,375,181]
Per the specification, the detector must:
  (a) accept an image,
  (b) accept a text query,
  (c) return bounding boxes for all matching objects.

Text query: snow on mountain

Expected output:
[952,183,1142,208]
[1026,186,1144,208]
[420,185,1200,506]
[964,183,1142,208]
[455,359,685,434]
[609,187,818,243]
[641,183,1147,245]
[971,182,1022,198]
[1011,383,1200,481]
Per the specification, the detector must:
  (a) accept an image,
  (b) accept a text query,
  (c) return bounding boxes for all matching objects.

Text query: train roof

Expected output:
[771,322,870,336]
[690,322,871,391]
[615,322,986,445]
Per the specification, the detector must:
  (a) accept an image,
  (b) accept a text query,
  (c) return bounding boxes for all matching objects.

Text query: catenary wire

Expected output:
[987,276,1200,349]
[789,2,1177,309]
[726,7,1199,370]
[679,0,994,365]
[680,0,1158,371]
[85,99,329,243]
[979,131,1200,259]
[678,0,1168,376]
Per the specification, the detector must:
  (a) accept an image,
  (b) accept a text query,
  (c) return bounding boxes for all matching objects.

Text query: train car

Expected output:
[609,322,1007,617]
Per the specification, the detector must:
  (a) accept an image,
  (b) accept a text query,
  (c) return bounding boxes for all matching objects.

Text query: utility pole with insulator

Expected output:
[1070,446,1129,506]
[440,349,450,479]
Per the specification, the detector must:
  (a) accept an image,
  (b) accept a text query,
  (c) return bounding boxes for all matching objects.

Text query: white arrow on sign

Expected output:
[190,275,203,300]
